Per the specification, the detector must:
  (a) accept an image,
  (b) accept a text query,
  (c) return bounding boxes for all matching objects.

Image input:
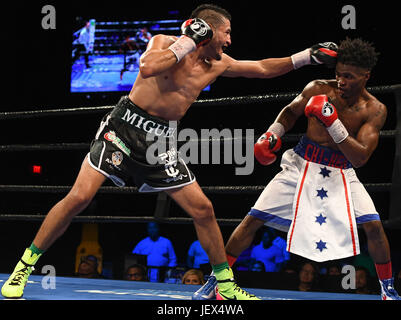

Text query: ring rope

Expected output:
[0,214,242,226]
[0,214,399,229]
[0,130,396,153]
[0,183,391,194]
[0,85,397,226]
[0,85,399,120]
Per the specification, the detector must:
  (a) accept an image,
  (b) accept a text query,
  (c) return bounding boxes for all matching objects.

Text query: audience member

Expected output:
[125,264,147,281]
[354,266,374,295]
[187,240,209,269]
[250,261,266,272]
[132,222,177,282]
[296,261,320,292]
[182,269,205,285]
[76,255,101,279]
[320,261,344,293]
[250,227,289,272]
[326,262,342,276]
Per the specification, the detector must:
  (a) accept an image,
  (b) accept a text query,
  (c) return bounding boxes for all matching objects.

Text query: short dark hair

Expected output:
[127,263,146,274]
[190,4,231,28]
[337,38,379,71]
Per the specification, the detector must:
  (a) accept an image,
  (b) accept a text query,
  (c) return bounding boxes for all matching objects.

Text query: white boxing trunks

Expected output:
[248,136,380,232]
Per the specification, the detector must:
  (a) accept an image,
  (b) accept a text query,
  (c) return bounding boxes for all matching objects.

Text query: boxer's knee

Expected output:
[190,198,215,224]
[63,188,93,215]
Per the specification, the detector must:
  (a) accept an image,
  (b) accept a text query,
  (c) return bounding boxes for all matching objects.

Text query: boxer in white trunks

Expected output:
[194,38,400,300]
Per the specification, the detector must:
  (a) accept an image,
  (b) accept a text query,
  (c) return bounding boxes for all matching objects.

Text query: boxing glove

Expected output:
[305,95,338,127]
[310,42,338,68]
[169,18,213,63]
[254,132,282,165]
[305,95,349,143]
[291,42,338,69]
[181,18,213,47]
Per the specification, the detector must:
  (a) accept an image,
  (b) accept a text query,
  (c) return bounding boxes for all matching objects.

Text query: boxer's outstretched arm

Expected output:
[221,55,294,79]
[221,42,337,79]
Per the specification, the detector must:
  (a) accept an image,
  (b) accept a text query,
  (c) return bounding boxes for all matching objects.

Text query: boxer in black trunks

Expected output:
[88,97,195,191]
[2,4,337,299]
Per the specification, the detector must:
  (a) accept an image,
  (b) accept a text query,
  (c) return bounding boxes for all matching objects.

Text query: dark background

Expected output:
[0,1,400,283]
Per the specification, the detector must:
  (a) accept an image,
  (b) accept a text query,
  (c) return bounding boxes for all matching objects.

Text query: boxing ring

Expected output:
[0,84,400,302]
[0,273,378,300]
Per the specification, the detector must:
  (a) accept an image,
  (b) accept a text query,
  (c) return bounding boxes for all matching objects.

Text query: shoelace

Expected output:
[233,283,255,297]
[9,261,33,286]
[218,278,255,298]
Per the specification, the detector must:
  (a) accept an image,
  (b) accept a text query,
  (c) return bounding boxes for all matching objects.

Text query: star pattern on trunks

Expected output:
[316,188,328,199]
[319,167,331,178]
[316,240,327,252]
[315,213,327,225]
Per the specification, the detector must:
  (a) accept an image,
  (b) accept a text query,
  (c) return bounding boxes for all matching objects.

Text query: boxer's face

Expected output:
[205,17,231,61]
[335,62,370,99]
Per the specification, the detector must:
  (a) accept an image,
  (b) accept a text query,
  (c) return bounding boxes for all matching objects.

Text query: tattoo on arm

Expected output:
[372,104,387,131]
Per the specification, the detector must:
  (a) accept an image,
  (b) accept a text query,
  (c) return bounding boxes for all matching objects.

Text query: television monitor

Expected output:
[71,18,192,93]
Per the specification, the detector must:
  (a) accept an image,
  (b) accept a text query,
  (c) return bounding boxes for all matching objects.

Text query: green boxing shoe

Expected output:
[215,267,260,300]
[1,248,41,299]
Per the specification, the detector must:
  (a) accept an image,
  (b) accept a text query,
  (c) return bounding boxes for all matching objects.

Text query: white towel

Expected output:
[286,160,360,262]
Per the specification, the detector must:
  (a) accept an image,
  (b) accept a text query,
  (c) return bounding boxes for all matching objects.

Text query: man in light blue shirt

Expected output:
[187,240,209,269]
[250,228,289,272]
[132,222,177,281]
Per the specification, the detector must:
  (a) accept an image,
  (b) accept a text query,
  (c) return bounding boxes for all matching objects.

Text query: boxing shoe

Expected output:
[379,278,401,300]
[1,248,41,298]
[215,267,260,300]
[192,274,217,300]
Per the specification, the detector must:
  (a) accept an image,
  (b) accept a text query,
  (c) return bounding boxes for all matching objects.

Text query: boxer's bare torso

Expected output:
[129,34,228,121]
[305,79,386,151]
[276,62,387,168]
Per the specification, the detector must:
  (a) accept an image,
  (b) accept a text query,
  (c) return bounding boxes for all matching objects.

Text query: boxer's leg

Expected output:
[166,182,225,266]
[362,220,400,299]
[33,157,106,251]
[362,220,390,264]
[225,215,266,263]
[166,182,259,300]
[1,157,106,298]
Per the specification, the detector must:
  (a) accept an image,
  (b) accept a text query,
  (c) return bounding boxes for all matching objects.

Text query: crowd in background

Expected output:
[75,222,401,295]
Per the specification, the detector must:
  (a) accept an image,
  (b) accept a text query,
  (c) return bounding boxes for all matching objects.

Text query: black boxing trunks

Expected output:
[87,96,196,192]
